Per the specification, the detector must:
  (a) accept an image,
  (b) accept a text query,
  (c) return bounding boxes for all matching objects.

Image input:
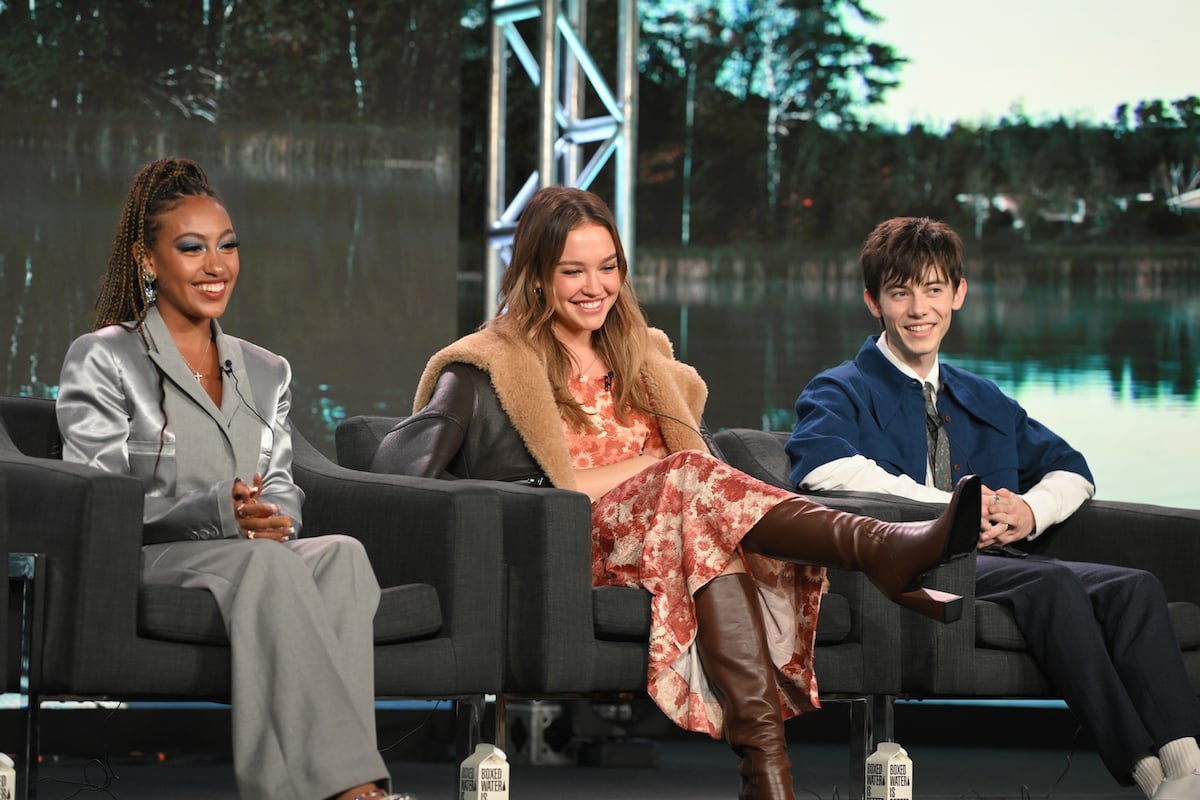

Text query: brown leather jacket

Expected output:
[370,362,549,484]
[371,323,718,490]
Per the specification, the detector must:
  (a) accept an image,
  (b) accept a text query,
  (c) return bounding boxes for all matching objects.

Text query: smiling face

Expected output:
[143,195,240,329]
[864,265,967,378]
[547,222,621,346]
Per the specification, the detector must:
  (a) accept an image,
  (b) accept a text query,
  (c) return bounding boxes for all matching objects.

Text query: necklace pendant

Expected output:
[192,371,204,382]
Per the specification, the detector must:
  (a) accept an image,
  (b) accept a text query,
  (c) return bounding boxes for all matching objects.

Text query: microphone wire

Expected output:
[222,359,273,430]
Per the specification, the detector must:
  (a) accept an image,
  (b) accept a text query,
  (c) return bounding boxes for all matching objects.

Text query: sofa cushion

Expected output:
[138,585,228,645]
[336,415,402,471]
[974,600,1026,651]
[974,599,1200,653]
[374,583,444,643]
[815,591,851,644]
[712,429,792,490]
[0,395,63,459]
[1169,602,1200,649]
[592,586,652,641]
[139,582,442,646]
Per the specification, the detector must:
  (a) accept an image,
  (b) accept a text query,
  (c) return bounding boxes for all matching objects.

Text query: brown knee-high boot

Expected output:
[742,474,981,622]
[694,573,794,800]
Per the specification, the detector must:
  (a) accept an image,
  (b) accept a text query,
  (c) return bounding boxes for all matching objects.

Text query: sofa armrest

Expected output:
[0,471,7,689]
[291,432,506,691]
[335,414,607,693]
[896,553,979,694]
[474,481,599,693]
[0,452,148,695]
[712,428,793,490]
[808,492,966,696]
[715,427,972,695]
[1030,499,1200,604]
[335,415,399,472]
[809,491,980,695]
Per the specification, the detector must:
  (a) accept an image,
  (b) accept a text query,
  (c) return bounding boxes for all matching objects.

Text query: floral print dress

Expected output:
[563,375,827,738]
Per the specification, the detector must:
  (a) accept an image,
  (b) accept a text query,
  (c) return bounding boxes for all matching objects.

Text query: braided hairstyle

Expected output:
[93,158,220,330]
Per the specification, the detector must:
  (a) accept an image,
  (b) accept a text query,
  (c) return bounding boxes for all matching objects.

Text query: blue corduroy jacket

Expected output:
[786,335,1093,492]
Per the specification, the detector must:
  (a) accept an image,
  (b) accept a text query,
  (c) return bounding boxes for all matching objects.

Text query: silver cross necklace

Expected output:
[181,337,213,382]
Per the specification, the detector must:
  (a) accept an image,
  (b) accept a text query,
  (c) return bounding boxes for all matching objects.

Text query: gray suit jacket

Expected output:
[57,305,304,543]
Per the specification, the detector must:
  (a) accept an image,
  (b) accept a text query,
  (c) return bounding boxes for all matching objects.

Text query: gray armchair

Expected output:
[0,469,7,711]
[337,414,906,797]
[0,396,505,799]
[0,472,6,687]
[905,497,1200,696]
[712,428,1200,705]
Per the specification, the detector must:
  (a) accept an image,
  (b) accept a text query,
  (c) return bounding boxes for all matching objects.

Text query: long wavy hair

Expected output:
[93,157,219,330]
[492,186,653,428]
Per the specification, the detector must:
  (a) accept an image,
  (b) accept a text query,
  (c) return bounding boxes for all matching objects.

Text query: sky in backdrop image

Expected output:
[861,0,1197,129]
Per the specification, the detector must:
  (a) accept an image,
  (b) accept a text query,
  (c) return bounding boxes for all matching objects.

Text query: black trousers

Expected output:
[976,553,1200,783]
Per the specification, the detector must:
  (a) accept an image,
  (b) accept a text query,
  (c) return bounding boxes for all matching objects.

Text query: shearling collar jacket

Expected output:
[371,322,710,491]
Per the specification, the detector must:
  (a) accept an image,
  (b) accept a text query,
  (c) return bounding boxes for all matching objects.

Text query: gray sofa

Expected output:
[0,396,506,799]
[337,414,913,796]
[712,427,1200,700]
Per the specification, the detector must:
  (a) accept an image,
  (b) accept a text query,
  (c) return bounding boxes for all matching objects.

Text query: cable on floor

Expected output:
[38,703,123,798]
[379,699,448,753]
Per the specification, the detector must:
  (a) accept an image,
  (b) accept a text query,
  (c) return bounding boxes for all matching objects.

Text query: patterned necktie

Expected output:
[923,382,953,491]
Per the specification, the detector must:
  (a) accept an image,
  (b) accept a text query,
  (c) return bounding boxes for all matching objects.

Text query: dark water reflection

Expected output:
[4,149,1197,508]
[622,254,1200,509]
[1,143,458,451]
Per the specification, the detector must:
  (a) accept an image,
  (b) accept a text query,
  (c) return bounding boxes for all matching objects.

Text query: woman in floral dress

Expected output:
[373,186,980,800]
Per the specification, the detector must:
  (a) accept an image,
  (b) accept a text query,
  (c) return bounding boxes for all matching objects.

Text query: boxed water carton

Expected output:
[0,752,14,800]
[865,741,912,800]
[459,743,509,800]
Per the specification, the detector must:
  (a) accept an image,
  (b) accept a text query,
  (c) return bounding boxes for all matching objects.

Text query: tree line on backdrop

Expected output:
[1,0,1196,248]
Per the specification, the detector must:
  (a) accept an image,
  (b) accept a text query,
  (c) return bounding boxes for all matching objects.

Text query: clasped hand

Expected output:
[978,484,1035,547]
[233,473,294,541]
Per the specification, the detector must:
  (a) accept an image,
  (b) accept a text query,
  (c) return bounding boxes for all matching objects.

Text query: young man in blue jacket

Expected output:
[786,216,1200,800]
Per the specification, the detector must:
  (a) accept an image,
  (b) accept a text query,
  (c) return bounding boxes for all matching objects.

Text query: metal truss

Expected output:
[484,0,638,318]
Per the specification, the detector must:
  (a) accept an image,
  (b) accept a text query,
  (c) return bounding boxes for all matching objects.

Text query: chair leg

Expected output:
[848,699,868,800]
[493,694,506,752]
[454,695,505,800]
[848,695,896,800]
[871,694,895,746]
[10,553,44,800]
[455,695,487,762]
[19,700,36,800]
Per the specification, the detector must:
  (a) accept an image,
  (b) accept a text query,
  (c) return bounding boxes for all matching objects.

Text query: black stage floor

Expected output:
[30,739,1138,800]
[11,700,1142,800]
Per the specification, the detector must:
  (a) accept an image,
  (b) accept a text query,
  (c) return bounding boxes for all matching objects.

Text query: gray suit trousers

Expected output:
[143,535,388,800]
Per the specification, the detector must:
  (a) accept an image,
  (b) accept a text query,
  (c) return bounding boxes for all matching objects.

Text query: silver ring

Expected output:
[247,530,256,540]
[991,494,999,504]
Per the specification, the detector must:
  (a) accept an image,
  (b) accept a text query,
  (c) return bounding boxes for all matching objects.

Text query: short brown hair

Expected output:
[860,217,963,302]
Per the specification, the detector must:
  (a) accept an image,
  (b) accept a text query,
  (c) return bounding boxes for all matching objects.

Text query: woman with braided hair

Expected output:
[56,157,414,800]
